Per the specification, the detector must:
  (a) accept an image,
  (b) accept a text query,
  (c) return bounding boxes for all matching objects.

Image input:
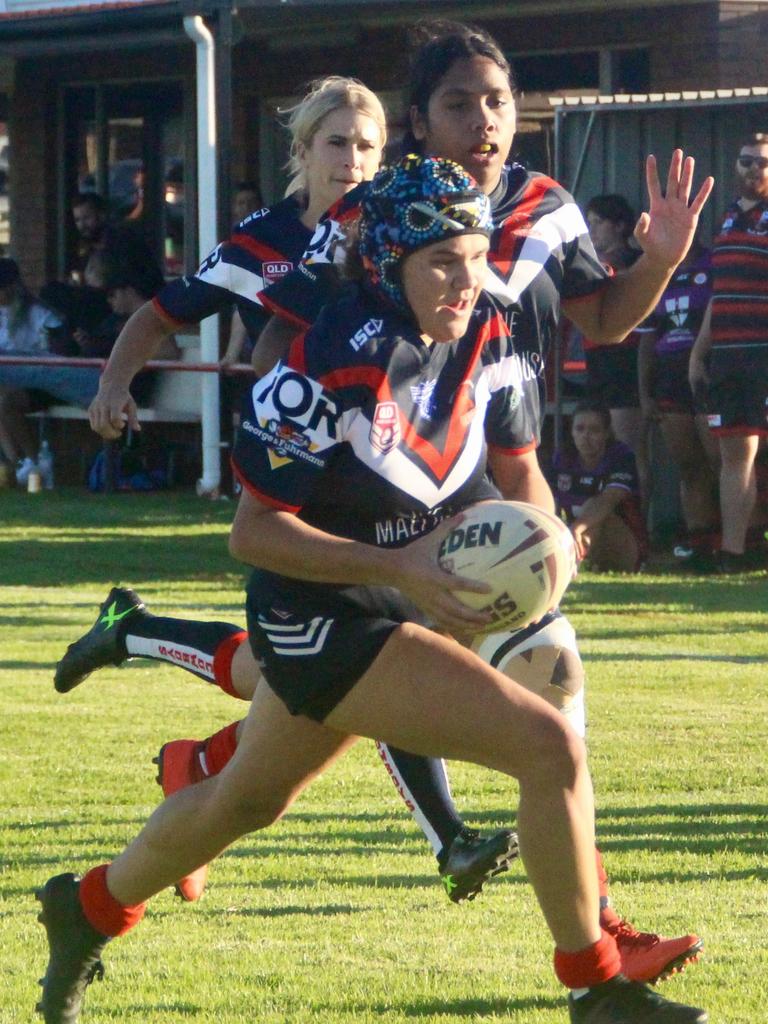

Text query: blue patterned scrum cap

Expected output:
[359,154,492,313]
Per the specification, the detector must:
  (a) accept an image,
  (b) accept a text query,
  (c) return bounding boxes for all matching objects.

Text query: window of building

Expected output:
[511,47,650,175]
[60,81,187,279]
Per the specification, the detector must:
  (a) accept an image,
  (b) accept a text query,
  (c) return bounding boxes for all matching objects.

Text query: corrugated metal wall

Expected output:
[555,95,768,240]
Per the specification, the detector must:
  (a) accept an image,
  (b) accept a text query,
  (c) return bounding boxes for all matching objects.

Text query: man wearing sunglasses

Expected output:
[689,133,768,573]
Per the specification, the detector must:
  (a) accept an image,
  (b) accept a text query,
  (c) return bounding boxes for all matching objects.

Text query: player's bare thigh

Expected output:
[324,621,583,781]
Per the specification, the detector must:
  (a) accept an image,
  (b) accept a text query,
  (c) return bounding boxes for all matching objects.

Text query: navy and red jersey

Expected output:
[258,164,608,417]
[710,199,768,350]
[232,283,536,552]
[153,196,311,341]
[550,442,641,527]
[635,250,712,356]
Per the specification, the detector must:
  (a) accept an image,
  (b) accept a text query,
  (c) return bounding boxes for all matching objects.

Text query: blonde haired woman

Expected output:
[91,74,385,388]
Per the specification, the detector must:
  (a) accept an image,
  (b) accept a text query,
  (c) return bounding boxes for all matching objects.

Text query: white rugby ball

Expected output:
[437,499,576,635]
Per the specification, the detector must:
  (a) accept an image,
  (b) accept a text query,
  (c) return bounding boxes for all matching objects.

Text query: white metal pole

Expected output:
[184,14,221,496]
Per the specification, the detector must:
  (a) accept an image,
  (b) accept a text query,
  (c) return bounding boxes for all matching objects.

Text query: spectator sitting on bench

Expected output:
[0,250,176,486]
[0,257,68,483]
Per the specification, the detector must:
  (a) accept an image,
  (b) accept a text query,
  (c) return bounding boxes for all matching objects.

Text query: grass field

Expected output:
[1,489,766,1023]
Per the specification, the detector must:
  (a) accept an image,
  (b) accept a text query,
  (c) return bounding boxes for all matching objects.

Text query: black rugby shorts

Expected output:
[585,343,640,409]
[706,345,768,436]
[246,571,430,722]
[651,350,700,416]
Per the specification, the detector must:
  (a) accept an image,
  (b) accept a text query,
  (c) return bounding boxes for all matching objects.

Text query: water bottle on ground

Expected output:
[37,440,54,490]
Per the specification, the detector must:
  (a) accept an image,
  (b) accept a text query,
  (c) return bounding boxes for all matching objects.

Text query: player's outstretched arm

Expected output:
[564,150,714,344]
[251,315,297,377]
[89,302,175,439]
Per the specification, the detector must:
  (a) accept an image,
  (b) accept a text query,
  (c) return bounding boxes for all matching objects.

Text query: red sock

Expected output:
[554,930,621,988]
[203,721,239,776]
[212,631,249,700]
[79,864,146,937]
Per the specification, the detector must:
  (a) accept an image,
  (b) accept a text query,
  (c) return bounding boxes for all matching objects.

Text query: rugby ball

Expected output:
[437,500,576,635]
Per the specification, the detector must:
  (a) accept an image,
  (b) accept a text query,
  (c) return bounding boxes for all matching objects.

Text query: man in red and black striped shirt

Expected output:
[689,133,768,572]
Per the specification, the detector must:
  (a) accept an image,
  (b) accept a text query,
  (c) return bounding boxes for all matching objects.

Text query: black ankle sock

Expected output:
[123,615,243,682]
[377,744,464,855]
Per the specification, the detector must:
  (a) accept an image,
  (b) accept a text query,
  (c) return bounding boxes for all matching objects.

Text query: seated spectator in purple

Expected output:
[231,180,264,226]
[41,193,155,339]
[550,400,649,572]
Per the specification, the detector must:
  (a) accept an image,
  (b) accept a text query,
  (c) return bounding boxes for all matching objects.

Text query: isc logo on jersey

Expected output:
[349,318,383,351]
[248,362,341,469]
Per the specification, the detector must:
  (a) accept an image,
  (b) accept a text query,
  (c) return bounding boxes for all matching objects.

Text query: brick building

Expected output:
[1,0,767,287]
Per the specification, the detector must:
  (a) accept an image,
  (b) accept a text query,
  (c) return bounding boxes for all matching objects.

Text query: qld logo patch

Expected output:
[262,260,293,286]
[370,401,400,454]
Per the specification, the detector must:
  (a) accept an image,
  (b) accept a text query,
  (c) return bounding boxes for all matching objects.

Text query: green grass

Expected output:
[1,489,766,1022]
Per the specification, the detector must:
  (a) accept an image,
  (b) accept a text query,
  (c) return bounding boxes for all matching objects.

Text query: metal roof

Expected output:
[549,87,768,109]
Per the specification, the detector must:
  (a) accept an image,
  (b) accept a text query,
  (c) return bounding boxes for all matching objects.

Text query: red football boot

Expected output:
[153,739,210,902]
[601,907,703,984]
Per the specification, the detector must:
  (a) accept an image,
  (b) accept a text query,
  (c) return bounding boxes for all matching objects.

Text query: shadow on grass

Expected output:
[162,901,370,919]
[101,1003,202,1019]
[593,802,768,868]
[584,651,766,664]
[0,659,58,670]
[0,538,238,587]
[106,995,561,1018]
[567,575,766,617]
[347,995,561,1016]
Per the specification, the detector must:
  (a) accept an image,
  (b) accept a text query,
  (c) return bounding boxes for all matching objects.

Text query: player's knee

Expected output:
[520,708,587,790]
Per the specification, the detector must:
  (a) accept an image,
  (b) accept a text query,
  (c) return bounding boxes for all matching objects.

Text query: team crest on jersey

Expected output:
[370,401,400,454]
[665,295,689,327]
[410,380,437,420]
[262,260,293,286]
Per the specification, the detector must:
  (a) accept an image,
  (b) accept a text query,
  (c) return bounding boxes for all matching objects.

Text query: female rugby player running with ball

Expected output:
[61,74,518,905]
[37,155,707,1024]
[63,20,711,986]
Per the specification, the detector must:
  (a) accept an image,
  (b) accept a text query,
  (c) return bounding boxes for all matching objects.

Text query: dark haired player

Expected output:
[37,154,707,1024]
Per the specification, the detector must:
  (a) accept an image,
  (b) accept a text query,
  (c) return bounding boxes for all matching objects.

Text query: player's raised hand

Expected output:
[634,151,714,269]
[89,380,140,440]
